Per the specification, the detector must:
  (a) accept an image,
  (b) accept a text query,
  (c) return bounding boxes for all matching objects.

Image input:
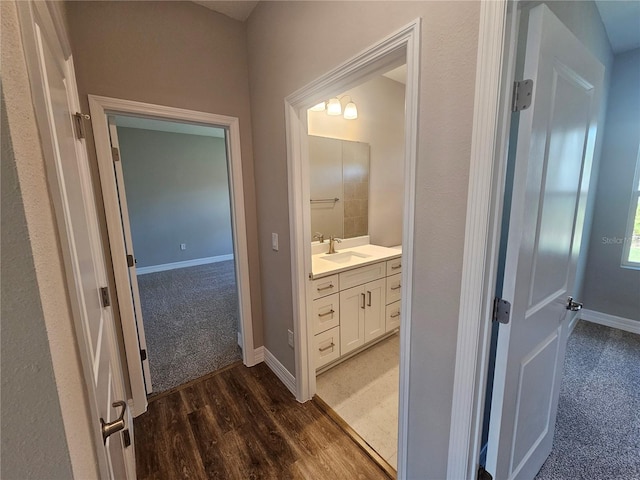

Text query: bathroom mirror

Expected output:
[309,135,370,240]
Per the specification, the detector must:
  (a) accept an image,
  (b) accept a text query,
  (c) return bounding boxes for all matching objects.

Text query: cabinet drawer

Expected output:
[386,273,402,304]
[339,262,385,290]
[312,293,340,335]
[386,257,402,276]
[311,274,339,300]
[386,301,401,332]
[314,326,340,369]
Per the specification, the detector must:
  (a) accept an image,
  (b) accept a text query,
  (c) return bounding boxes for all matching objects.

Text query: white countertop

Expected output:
[311,244,402,279]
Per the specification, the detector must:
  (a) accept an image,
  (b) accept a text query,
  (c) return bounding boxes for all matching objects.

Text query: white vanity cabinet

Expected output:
[311,254,401,370]
[339,278,386,355]
[385,259,402,332]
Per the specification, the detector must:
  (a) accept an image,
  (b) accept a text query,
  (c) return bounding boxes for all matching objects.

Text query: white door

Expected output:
[486,5,604,480]
[107,117,154,393]
[19,3,136,478]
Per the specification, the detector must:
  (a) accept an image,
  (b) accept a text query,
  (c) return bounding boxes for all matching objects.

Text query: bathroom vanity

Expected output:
[310,242,402,371]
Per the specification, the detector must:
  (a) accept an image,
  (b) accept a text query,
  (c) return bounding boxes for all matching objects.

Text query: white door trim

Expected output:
[446,1,516,478]
[284,19,421,479]
[88,95,256,415]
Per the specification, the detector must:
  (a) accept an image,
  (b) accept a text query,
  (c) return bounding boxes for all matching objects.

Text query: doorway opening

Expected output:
[110,115,241,394]
[89,96,255,414]
[308,66,406,471]
[284,20,421,477]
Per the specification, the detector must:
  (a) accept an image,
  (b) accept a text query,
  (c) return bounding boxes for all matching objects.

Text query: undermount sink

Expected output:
[322,250,371,264]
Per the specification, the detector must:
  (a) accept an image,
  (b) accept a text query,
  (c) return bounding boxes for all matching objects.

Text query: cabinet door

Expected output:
[314,326,340,369]
[386,273,402,305]
[340,285,365,355]
[312,293,340,335]
[364,278,386,343]
[386,301,401,332]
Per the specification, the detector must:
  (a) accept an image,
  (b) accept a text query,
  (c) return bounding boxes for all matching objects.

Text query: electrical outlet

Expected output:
[287,329,294,348]
[272,233,279,251]
[180,243,186,250]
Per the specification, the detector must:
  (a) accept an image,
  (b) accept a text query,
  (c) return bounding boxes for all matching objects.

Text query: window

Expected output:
[623,151,640,266]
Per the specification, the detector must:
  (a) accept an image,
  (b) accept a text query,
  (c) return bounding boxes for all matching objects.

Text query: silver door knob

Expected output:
[566,296,583,312]
[100,400,127,443]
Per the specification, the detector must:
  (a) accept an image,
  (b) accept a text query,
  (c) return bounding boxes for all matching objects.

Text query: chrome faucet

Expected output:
[328,235,342,254]
[313,232,325,243]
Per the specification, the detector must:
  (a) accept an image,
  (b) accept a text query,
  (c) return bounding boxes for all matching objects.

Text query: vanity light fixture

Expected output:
[343,100,358,120]
[313,95,358,120]
[326,97,342,116]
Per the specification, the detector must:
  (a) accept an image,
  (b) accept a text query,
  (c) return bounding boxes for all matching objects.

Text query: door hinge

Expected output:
[111,146,121,162]
[72,112,90,139]
[493,297,511,324]
[512,79,534,112]
[126,254,135,267]
[100,287,111,308]
[122,429,131,448]
[140,349,147,361]
[478,466,493,480]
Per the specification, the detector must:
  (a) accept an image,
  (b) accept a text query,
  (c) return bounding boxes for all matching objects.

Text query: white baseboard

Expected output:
[136,254,234,275]
[580,309,640,335]
[263,348,296,396]
[253,346,265,364]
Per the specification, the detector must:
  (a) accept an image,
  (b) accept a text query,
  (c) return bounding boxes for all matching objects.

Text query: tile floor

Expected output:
[316,333,399,469]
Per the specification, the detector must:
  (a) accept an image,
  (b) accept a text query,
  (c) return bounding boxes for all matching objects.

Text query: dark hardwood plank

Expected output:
[187,405,229,479]
[154,393,207,479]
[134,362,392,480]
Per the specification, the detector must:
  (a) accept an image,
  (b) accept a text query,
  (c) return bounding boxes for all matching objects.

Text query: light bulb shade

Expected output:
[310,101,326,112]
[327,97,342,116]
[343,101,358,120]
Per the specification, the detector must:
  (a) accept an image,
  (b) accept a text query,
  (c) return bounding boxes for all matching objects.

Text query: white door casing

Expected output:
[107,117,154,393]
[486,5,604,480]
[16,2,136,478]
[88,95,256,415]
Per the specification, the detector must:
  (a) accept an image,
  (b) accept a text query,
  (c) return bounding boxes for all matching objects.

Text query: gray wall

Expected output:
[65,0,263,346]
[247,2,480,477]
[1,91,74,480]
[583,48,640,320]
[118,127,233,268]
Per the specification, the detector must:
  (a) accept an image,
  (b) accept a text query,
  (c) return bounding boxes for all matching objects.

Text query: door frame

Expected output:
[446,1,519,478]
[89,95,256,415]
[284,19,421,478]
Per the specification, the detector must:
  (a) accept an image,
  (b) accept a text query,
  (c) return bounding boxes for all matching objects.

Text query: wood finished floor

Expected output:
[134,362,392,479]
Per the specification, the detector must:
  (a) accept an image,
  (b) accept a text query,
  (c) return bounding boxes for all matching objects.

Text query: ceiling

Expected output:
[191,2,639,54]
[595,0,640,54]
[383,65,407,85]
[192,1,259,22]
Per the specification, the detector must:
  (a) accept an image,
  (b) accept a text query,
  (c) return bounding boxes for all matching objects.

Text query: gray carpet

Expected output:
[137,261,241,393]
[535,320,640,480]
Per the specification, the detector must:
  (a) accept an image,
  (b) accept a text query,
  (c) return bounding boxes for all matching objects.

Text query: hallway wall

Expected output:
[1,1,98,476]
[65,0,264,347]
[246,2,480,477]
